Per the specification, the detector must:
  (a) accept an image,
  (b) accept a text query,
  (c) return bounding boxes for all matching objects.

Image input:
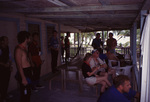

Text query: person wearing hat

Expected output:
[90,49,108,77]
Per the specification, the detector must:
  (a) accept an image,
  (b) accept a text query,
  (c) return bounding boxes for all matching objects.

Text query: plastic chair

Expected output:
[108,60,124,76]
[108,59,132,77]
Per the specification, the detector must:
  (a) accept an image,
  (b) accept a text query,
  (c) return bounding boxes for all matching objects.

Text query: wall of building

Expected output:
[0,13,80,92]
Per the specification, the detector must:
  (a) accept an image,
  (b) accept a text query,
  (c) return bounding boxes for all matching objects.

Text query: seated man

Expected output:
[82,53,111,94]
[97,75,140,102]
[123,88,140,101]
[90,49,108,76]
[91,49,116,79]
[106,49,119,66]
[107,49,127,67]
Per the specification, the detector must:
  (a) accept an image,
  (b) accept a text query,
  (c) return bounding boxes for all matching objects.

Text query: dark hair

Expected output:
[17,31,30,44]
[109,32,113,36]
[96,33,100,37]
[113,75,130,88]
[83,53,92,61]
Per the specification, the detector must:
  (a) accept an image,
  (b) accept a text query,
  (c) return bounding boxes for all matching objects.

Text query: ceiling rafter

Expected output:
[0,0,148,32]
[28,13,137,19]
[0,4,140,13]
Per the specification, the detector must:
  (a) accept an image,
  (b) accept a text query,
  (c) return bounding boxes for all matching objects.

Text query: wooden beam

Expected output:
[0,4,140,13]
[28,14,136,18]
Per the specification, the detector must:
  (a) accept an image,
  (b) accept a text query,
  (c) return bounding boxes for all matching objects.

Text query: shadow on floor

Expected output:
[7,72,98,102]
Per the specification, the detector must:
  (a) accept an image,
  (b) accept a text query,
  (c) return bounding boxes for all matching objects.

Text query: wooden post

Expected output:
[61,68,66,91]
[78,69,83,92]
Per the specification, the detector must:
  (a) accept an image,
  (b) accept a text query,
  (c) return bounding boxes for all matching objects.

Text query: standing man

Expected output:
[97,75,139,102]
[50,30,59,73]
[92,33,103,50]
[0,36,12,102]
[28,32,44,90]
[65,32,70,63]
[14,31,32,102]
[107,32,117,54]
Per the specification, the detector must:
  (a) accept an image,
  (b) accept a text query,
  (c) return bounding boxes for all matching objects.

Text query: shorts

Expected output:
[110,49,116,55]
[85,76,96,85]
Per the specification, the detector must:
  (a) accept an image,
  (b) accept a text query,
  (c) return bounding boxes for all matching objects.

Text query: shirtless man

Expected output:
[14,31,32,102]
[107,33,117,54]
[106,48,120,68]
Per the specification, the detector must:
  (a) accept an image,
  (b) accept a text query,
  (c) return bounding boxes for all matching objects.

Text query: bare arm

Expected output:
[15,48,28,86]
[114,39,117,47]
[106,39,110,47]
[113,54,119,60]
[100,63,107,69]
[135,92,140,99]
[87,67,100,76]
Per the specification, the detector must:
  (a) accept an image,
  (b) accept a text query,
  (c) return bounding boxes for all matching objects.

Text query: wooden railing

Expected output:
[115,47,130,55]
[69,45,131,57]
[69,45,93,57]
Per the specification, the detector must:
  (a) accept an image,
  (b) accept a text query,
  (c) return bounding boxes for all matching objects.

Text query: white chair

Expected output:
[108,60,120,68]
[124,54,131,60]
[124,54,132,65]
[108,60,124,76]
[108,59,132,77]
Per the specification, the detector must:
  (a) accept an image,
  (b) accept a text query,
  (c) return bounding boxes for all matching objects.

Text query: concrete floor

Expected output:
[7,71,99,102]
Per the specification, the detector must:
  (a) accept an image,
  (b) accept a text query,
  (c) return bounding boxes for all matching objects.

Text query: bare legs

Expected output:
[108,68,116,79]
[99,81,107,93]
[96,73,111,93]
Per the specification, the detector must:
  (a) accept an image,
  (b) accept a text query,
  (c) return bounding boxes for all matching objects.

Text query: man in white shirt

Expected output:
[90,49,108,76]
[90,49,116,79]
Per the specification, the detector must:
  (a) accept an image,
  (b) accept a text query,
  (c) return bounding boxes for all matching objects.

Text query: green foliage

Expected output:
[136,29,140,47]
[124,41,130,47]
[60,33,65,37]
[113,30,130,36]
[70,29,140,49]
[80,32,95,46]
